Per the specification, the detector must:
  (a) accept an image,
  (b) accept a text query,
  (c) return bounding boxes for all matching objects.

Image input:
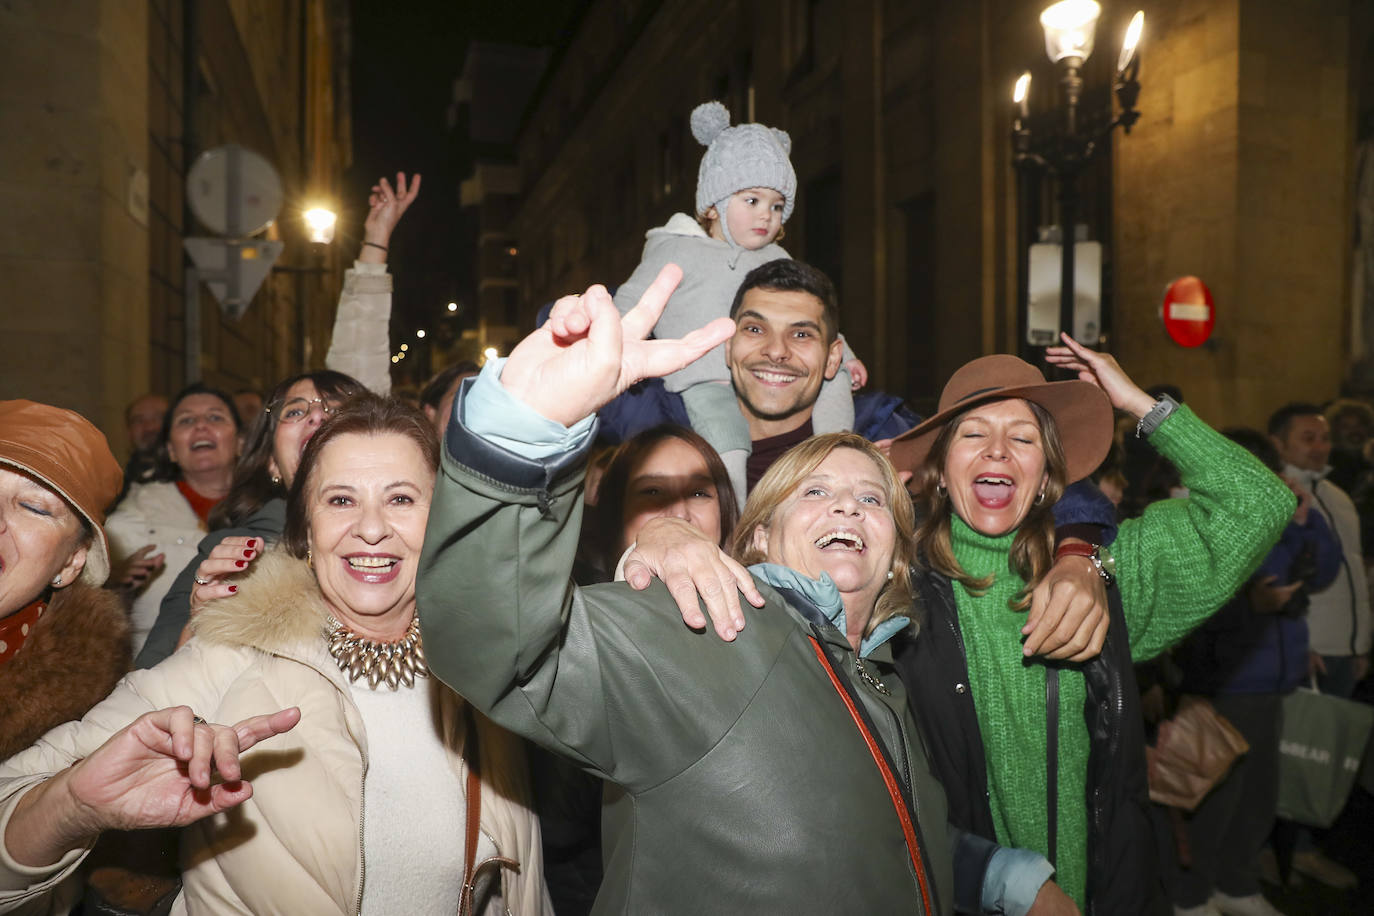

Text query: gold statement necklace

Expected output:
[325,615,429,690]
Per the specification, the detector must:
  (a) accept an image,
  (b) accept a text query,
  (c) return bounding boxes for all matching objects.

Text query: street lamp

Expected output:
[303,207,337,245]
[1013,2,1143,348]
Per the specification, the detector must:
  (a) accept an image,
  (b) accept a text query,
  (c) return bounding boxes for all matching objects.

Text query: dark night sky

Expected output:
[346,0,587,370]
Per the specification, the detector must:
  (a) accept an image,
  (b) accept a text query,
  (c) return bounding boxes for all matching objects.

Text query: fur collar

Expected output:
[192,548,330,654]
[0,583,131,759]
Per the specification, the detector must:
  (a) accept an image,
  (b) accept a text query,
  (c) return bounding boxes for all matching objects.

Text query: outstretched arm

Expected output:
[5,706,299,868]
[500,264,734,425]
[326,172,420,394]
[1050,334,1295,658]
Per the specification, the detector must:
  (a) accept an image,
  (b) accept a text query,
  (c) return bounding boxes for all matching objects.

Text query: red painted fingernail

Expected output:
[246,538,257,548]
[243,549,253,558]
[235,560,247,568]
[228,585,237,593]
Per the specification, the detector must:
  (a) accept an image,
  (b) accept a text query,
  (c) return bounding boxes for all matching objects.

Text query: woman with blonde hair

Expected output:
[417,267,1083,914]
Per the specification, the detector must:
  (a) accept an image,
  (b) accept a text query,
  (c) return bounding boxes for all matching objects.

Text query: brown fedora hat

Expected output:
[888,355,1113,486]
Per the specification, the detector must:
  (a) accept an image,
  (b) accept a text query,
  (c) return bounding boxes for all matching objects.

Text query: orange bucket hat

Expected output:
[0,400,123,585]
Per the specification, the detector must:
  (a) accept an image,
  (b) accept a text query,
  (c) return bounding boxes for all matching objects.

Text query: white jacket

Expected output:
[0,551,551,916]
[326,260,394,396]
[104,481,206,657]
[1288,467,1373,656]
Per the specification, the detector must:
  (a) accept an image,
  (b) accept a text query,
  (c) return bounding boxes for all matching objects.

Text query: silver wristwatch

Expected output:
[1135,394,1180,438]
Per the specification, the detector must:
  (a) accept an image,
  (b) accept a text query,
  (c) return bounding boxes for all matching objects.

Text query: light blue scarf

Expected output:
[748,563,910,658]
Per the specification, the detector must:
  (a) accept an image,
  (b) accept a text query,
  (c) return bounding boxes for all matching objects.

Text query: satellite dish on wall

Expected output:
[186,144,283,237]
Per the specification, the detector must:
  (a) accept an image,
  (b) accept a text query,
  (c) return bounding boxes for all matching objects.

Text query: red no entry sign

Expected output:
[1161,276,1215,347]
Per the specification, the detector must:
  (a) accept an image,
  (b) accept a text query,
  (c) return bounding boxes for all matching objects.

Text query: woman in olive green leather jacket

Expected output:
[417,267,1075,915]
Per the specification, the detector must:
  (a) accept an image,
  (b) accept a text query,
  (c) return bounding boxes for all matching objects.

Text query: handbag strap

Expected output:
[460,705,483,916]
[807,635,935,915]
[1046,665,1059,870]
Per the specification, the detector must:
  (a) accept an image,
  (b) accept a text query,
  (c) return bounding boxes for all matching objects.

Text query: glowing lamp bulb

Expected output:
[303,207,337,244]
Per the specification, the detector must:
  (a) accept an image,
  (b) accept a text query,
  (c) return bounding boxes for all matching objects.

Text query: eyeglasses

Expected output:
[267,396,338,424]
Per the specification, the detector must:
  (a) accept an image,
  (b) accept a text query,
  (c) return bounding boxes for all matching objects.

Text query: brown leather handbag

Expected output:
[1146,695,1250,811]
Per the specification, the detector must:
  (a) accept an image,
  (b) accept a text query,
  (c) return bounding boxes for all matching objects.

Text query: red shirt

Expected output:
[176,480,222,526]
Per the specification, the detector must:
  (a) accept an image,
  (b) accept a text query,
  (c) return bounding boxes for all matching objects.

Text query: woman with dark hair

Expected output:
[581,423,739,582]
[135,370,365,667]
[419,360,480,436]
[106,383,242,656]
[135,171,421,668]
[0,394,552,915]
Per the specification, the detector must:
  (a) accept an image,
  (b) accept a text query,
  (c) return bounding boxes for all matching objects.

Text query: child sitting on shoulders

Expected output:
[613,101,863,501]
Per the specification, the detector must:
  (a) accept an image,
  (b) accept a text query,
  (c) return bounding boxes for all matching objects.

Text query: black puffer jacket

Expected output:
[893,570,1168,916]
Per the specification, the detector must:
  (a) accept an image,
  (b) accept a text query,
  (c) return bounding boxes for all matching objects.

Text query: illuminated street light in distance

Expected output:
[447,302,458,312]
[303,207,337,244]
[391,355,399,363]
[400,343,408,351]
[416,329,427,338]
[483,347,499,361]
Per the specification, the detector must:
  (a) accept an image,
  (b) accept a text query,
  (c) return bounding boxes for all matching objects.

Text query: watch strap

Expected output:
[1055,542,1096,562]
[1054,542,1114,584]
[1136,394,1180,438]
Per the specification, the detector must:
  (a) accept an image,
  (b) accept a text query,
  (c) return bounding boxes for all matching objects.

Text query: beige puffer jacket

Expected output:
[0,551,551,915]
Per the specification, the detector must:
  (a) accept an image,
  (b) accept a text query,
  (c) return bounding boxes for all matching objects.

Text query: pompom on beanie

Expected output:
[692,101,796,224]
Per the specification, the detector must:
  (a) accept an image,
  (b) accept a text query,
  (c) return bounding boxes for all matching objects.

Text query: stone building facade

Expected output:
[0,0,351,453]
[509,0,1372,426]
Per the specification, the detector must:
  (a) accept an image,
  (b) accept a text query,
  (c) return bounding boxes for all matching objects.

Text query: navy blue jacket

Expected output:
[1177,509,1340,695]
[595,375,922,445]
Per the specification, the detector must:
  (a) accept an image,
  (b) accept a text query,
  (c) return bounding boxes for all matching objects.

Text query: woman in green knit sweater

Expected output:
[888,335,1295,914]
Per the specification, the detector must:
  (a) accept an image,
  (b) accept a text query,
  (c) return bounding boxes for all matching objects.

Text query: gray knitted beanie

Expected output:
[692,101,796,225]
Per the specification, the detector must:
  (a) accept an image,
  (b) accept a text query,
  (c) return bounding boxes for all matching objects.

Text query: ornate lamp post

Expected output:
[1013,1,1144,347]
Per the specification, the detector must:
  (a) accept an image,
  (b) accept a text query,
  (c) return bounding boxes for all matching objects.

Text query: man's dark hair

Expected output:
[420,361,481,410]
[728,259,840,343]
[1267,402,1324,439]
